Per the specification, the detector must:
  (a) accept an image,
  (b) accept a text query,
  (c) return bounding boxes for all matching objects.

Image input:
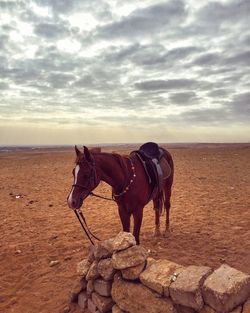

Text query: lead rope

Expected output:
[74,209,100,245]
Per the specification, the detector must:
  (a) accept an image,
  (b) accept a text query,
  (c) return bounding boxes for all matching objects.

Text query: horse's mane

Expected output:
[75,150,129,174]
[111,153,129,172]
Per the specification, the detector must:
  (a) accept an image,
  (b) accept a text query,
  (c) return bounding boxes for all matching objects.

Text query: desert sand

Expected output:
[0,144,249,313]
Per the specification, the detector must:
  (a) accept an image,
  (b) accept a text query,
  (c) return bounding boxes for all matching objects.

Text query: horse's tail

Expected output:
[156,189,166,215]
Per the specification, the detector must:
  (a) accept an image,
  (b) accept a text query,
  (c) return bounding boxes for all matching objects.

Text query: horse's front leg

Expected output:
[133,207,143,245]
[118,205,131,233]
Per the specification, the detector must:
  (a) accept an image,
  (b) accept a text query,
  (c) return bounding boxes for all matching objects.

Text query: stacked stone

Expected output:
[71,232,250,313]
[71,231,145,312]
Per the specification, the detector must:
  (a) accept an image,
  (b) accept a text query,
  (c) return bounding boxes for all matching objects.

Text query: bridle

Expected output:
[72,161,97,194]
[72,160,114,201]
[71,160,101,245]
[71,156,136,245]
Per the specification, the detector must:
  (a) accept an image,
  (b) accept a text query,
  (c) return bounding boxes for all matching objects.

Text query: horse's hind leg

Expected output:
[163,186,172,237]
[153,198,161,237]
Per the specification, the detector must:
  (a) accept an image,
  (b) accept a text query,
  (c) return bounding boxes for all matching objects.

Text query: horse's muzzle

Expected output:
[67,195,83,210]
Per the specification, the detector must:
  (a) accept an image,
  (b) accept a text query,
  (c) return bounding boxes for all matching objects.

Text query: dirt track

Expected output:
[0,144,250,313]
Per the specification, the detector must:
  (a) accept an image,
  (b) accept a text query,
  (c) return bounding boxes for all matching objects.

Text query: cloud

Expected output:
[0,82,9,90]
[33,0,78,14]
[0,0,21,10]
[97,0,187,39]
[169,91,198,105]
[197,0,250,25]
[228,92,250,117]
[161,107,231,125]
[135,79,195,91]
[193,53,221,66]
[0,0,249,144]
[224,51,250,66]
[207,89,229,98]
[34,22,70,38]
[134,79,215,91]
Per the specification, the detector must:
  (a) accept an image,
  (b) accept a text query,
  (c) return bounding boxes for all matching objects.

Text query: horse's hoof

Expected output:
[163,230,170,237]
[154,230,161,237]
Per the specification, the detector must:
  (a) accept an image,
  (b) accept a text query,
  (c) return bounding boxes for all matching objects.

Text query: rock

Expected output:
[87,280,95,296]
[202,264,250,312]
[77,258,91,278]
[78,291,88,309]
[49,260,60,267]
[146,257,157,268]
[121,261,146,280]
[140,259,183,296]
[82,278,87,289]
[98,258,116,281]
[70,278,87,302]
[92,292,114,313]
[174,304,196,313]
[112,245,148,270]
[111,274,176,313]
[88,244,96,263]
[88,298,99,313]
[169,265,212,310]
[230,306,243,313]
[199,305,217,313]
[86,260,100,280]
[243,299,250,313]
[94,279,112,297]
[49,234,58,240]
[112,304,126,313]
[94,239,114,260]
[111,231,136,251]
[61,305,70,313]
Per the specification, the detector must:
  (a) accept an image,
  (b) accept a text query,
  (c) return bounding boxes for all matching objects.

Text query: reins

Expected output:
[89,191,115,201]
[74,209,100,245]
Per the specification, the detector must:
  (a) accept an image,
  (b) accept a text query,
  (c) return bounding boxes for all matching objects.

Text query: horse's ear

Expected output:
[75,145,81,156]
[83,146,94,163]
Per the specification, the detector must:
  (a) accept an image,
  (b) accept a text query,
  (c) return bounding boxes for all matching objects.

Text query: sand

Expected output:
[0,144,249,313]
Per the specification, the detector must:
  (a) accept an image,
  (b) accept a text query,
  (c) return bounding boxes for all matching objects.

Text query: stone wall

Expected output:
[70,232,250,313]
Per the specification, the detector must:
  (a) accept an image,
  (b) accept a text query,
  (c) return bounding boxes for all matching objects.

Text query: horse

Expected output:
[67,144,174,244]
[89,147,101,153]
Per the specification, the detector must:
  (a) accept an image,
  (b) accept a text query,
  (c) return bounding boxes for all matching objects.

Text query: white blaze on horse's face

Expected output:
[67,164,80,209]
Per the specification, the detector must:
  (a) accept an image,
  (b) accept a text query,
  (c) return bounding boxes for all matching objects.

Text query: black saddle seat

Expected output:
[139,142,161,160]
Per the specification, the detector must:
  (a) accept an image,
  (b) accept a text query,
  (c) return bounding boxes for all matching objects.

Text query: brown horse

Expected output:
[67,145,174,244]
[90,147,101,153]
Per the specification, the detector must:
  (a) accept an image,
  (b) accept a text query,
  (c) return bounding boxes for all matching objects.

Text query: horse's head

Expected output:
[67,146,99,209]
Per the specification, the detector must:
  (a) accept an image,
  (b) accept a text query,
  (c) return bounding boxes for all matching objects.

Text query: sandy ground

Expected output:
[0,144,250,313]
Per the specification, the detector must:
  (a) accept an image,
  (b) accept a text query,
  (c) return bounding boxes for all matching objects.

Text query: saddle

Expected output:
[133,142,171,198]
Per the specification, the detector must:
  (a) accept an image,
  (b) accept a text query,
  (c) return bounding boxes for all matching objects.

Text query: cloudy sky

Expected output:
[0,0,249,145]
